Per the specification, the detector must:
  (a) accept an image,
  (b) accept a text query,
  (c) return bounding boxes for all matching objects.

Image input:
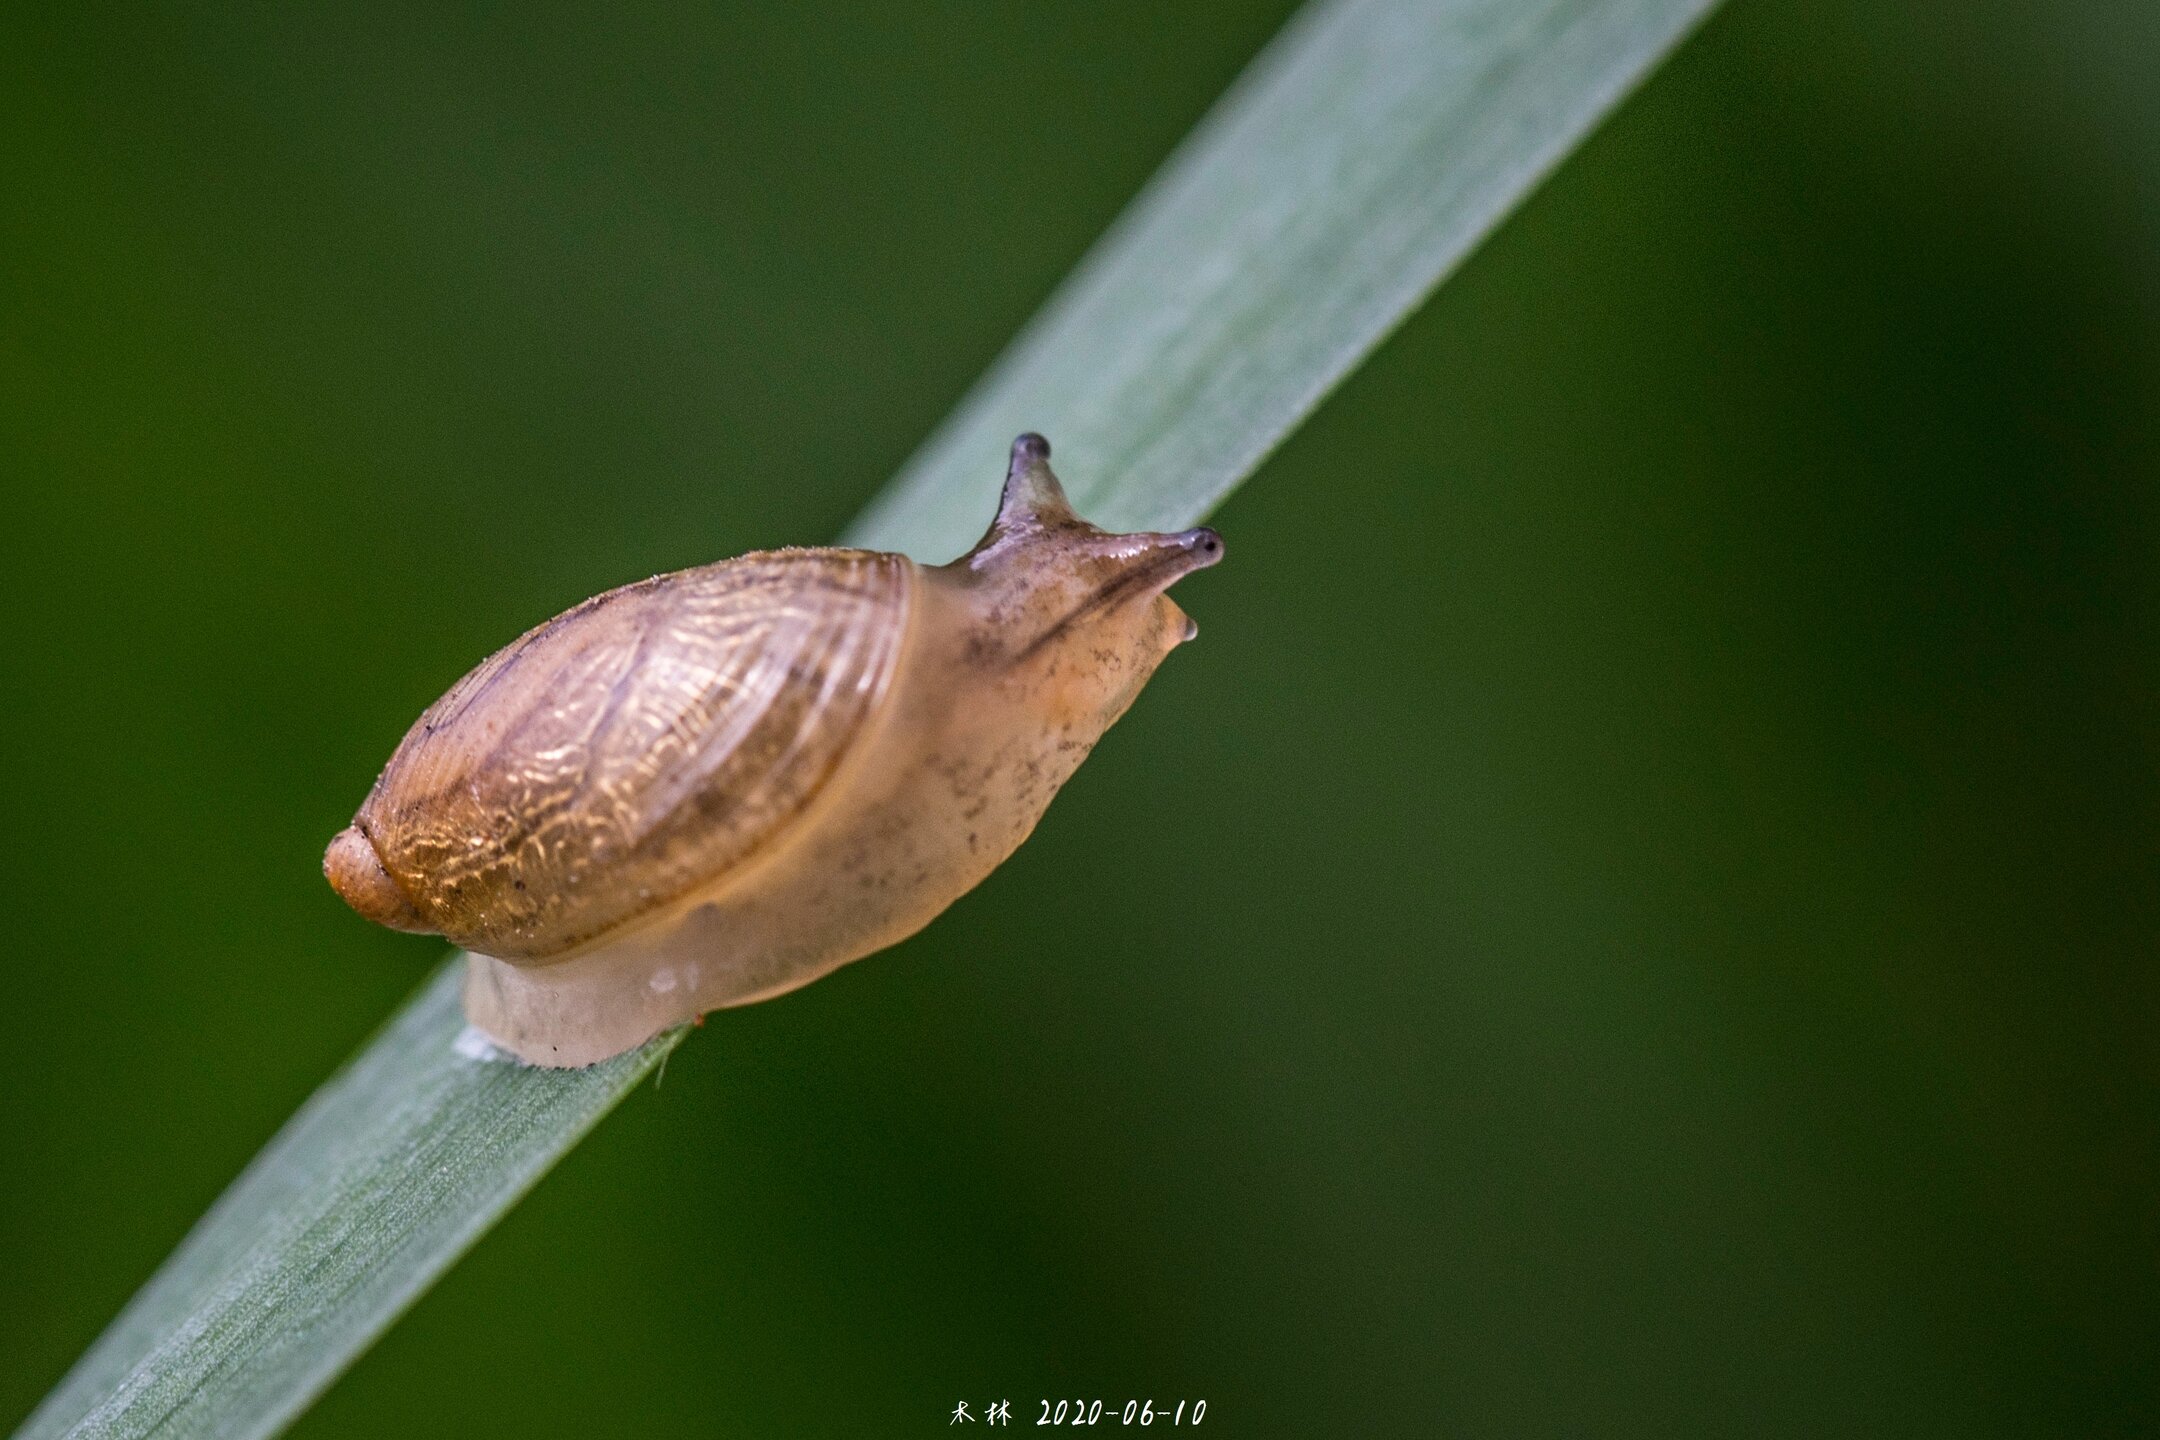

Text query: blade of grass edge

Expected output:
[19,0,1717,1435]
[846,0,1717,555]
[20,962,685,1440]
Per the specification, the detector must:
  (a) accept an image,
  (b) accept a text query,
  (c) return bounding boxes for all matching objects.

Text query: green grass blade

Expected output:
[19,1,1715,1435]
[848,0,1716,556]
[19,965,683,1440]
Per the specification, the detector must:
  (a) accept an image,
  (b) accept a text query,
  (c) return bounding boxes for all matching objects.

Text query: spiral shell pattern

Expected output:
[357,548,910,959]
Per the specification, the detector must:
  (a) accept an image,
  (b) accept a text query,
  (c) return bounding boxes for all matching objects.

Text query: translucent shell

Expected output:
[356,549,911,960]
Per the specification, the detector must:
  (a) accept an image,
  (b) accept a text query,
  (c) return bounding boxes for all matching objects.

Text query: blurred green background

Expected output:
[3,1,2154,1434]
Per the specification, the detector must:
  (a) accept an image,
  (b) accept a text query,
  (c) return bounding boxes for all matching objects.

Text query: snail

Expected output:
[325,434,1223,1066]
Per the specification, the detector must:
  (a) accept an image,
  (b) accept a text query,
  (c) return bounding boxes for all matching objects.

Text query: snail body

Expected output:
[327,435,1221,1066]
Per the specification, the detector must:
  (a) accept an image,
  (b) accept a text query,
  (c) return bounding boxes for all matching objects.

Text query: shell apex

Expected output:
[325,825,434,933]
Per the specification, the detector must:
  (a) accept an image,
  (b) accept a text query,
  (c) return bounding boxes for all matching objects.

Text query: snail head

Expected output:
[953,433,1223,670]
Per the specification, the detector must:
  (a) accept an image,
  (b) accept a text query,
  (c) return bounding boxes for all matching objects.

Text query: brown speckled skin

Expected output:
[329,435,1221,1066]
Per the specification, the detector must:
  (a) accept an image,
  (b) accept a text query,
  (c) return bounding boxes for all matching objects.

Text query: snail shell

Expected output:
[327,435,1221,1066]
